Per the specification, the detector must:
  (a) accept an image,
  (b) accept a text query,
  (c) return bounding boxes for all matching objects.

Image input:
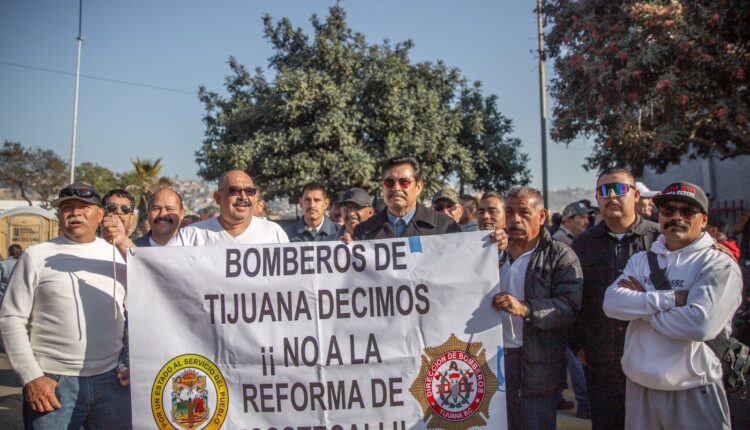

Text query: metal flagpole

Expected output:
[537,0,550,209]
[69,0,83,184]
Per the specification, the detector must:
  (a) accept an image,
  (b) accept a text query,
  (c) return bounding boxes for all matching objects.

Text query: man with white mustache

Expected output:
[172,170,288,246]
[0,183,131,429]
[133,188,185,247]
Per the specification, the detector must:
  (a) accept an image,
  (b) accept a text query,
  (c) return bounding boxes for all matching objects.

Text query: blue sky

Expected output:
[0,0,597,190]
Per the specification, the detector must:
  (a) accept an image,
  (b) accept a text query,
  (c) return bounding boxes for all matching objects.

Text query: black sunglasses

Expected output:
[659,204,701,220]
[105,203,134,215]
[221,186,258,197]
[59,186,99,199]
[433,203,456,212]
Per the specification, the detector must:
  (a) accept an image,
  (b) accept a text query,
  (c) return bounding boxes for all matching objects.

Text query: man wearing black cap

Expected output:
[0,183,131,429]
[340,188,375,236]
[604,181,742,429]
[553,201,594,245]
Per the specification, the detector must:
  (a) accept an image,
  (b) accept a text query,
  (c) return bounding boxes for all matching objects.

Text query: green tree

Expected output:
[197,6,529,200]
[0,140,68,207]
[543,0,750,174]
[75,162,122,194]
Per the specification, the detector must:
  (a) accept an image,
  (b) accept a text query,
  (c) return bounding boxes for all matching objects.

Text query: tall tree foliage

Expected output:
[544,0,750,174]
[0,141,68,207]
[197,6,529,200]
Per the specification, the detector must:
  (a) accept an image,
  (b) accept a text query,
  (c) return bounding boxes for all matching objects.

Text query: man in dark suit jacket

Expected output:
[353,156,461,239]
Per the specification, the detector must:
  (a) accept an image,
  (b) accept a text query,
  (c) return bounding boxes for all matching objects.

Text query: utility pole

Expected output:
[536,0,550,208]
[69,0,83,183]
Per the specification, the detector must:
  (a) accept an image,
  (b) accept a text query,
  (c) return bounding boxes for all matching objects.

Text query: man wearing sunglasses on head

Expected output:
[0,183,131,429]
[351,156,462,240]
[603,182,741,429]
[172,170,288,246]
[568,167,661,430]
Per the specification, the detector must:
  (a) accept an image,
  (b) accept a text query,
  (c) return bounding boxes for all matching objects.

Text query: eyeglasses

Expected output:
[382,177,415,189]
[433,203,456,212]
[105,203,133,215]
[221,186,258,197]
[659,204,701,220]
[59,186,99,199]
[596,182,635,197]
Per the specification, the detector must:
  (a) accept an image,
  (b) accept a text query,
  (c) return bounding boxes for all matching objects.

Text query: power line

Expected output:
[0,60,196,95]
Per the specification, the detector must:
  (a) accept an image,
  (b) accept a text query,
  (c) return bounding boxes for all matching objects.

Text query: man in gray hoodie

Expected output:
[603,181,742,430]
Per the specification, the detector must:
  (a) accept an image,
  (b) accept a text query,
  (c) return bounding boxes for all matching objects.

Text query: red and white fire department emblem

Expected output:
[410,334,498,430]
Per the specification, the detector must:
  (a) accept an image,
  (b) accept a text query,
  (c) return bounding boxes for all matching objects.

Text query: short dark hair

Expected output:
[8,244,22,254]
[103,189,135,207]
[300,182,328,199]
[460,194,479,211]
[148,188,184,210]
[597,167,635,185]
[480,191,504,204]
[381,156,422,180]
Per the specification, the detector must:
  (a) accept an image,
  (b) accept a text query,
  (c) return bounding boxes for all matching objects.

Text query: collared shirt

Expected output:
[498,241,539,348]
[305,218,325,237]
[285,217,339,242]
[386,207,417,237]
[460,220,479,232]
[552,226,575,245]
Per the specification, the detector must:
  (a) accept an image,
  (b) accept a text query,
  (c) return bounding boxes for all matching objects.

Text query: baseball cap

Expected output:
[52,183,102,208]
[562,201,594,219]
[635,182,659,198]
[652,181,708,214]
[432,189,459,205]
[341,188,372,208]
[331,191,346,205]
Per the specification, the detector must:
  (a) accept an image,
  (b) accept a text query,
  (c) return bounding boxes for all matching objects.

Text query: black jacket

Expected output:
[569,216,660,377]
[517,228,583,396]
[352,204,461,240]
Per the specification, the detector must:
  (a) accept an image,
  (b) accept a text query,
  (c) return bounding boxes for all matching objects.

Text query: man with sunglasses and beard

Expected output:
[568,167,660,430]
[132,188,185,247]
[352,156,461,239]
[603,182,741,429]
[0,183,131,429]
[172,170,288,246]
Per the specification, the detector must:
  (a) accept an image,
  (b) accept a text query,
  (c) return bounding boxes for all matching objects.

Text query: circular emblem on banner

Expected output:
[151,354,228,430]
[410,334,498,430]
[425,350,486,421]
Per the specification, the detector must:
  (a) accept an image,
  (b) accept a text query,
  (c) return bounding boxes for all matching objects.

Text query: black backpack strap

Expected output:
[646,251,671,290]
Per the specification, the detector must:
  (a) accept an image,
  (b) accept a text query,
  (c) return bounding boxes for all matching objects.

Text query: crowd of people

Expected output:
[0,155,747,430]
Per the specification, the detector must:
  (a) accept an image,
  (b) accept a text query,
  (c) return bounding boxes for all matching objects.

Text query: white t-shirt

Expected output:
[498,242,538,348]
[171,216,289,246]
[0,236,127,384]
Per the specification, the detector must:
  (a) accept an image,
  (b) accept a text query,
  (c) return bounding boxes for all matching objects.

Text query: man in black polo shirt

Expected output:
[569,167,660,430]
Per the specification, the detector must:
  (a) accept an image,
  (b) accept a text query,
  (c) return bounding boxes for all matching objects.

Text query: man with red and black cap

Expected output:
[604,181,742,429]
[0,183,131,429]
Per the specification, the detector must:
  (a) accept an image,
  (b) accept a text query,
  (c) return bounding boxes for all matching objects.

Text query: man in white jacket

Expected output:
[603,181,742,430]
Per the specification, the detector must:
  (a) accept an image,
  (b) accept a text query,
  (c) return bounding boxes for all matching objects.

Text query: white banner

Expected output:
[128,231,506,430]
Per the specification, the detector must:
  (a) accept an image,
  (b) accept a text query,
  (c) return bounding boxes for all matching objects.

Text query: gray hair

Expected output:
[505,186,544,209]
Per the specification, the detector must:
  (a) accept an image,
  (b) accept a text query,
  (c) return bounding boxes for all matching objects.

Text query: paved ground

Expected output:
[0,353,23,430]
